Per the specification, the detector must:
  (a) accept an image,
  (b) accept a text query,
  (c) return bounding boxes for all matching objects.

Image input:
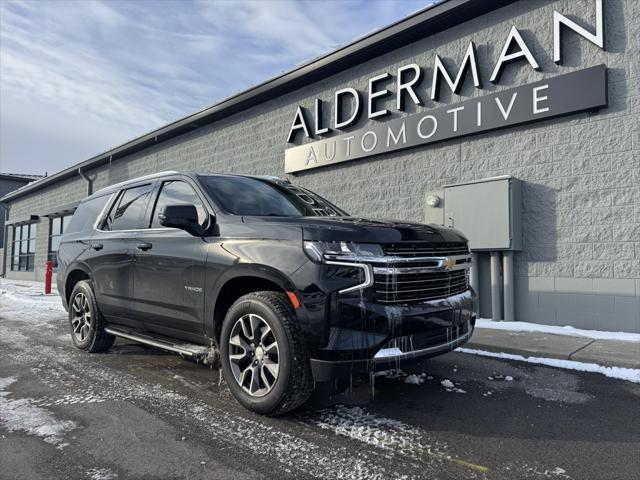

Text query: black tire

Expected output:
[220,291,313,415]
[68,280,115,353]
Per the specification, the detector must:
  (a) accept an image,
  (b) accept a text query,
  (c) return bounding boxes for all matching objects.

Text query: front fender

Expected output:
[204,263,306,339]
[213,263,298,298]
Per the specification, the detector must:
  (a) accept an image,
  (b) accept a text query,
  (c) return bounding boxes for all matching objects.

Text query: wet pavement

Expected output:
[1,283,639,480]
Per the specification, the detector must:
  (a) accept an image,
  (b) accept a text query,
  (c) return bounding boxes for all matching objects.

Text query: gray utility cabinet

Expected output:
[426,176,522,251]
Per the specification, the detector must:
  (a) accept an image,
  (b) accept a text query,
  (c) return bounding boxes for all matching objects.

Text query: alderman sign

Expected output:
[284,0,608,173]
[284,65,607,174]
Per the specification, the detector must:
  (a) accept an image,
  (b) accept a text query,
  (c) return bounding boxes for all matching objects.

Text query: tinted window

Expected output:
[66,194,112,234]
[151,181,207,228]
[199,176,347,217]
[103,184,153,231]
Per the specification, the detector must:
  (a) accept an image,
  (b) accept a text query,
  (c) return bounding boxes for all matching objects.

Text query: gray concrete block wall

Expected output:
[3,0,639,331]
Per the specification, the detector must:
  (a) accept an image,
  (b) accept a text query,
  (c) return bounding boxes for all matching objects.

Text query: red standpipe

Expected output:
[44,260,53,295]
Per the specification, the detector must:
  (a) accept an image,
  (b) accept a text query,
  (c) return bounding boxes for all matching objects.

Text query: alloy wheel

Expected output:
[71,292,92,343]
[228,313,280,397]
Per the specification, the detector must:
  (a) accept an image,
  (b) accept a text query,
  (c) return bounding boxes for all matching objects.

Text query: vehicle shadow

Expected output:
[107,339,173,356]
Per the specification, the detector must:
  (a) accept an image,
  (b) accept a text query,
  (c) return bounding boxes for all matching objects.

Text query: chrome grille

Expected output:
[374,270,468,303]
[374,242,470,303]
[382,242,469,258]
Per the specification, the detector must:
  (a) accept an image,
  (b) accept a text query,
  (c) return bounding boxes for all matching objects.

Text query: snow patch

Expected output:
[404,374,425,385]
[0,376,77,448]
[458,348,640,384]
[440,379,454,389]
[374,347,403,359]
[440,379,466,394]
[476,318,640,343]
[373,369,406,379]
[86,468,118,480]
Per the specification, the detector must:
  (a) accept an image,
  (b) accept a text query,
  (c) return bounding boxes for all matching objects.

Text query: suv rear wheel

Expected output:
[220,291,313,415]
[68,280,115,352]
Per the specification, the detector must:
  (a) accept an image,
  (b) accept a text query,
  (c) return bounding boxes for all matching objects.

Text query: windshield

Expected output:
[198,175,348,217]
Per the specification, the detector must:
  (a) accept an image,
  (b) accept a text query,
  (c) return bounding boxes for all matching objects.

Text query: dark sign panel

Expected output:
[285,65,607,174]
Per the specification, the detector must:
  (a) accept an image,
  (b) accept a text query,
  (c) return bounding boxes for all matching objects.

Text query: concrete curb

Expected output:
[466,328,640,370]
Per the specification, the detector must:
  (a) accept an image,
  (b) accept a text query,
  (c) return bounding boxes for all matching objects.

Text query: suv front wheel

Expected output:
[220,291,313,415]
[68,280,115,352]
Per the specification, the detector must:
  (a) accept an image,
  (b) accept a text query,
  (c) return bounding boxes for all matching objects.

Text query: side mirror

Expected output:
[158,204,207,236]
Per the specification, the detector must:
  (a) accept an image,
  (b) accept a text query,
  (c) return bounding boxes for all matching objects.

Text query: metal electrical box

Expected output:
[427,176,522,251]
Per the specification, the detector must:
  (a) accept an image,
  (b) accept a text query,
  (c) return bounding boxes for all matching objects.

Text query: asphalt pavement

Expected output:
[1,285,639,480]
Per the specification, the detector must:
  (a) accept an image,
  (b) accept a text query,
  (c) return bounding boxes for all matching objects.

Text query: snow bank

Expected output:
[476,318,640,343]
[457,348,640,384]
[0,280,65,333]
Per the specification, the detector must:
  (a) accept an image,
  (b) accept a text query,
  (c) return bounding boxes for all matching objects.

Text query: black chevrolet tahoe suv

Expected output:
[58,171,475,414]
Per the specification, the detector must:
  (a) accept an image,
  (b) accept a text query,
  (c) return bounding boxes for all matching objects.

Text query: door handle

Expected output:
[136,242,152,251]
[91,243,103,251]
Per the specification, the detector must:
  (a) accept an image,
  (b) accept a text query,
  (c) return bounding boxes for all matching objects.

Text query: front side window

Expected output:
[198,176,347,217]
[11,223,37,272]
[102,184,153,231]
[150,180,208,228]
[48,214,72,269]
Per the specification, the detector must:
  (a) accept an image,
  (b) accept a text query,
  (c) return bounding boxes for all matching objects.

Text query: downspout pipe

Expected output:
[1,203,10,278]
[503,251,515,322]
[490,251,503,321]
[78,168,93,196]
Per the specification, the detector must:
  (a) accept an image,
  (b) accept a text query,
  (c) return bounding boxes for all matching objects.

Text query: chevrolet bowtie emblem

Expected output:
[442,257,456,270]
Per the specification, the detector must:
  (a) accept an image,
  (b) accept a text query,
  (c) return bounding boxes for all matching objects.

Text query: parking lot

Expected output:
[1,281,639,480]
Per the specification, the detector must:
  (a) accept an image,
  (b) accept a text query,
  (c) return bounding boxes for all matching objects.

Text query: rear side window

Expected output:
[103,184,153,231]
[150,180,207,228]
[66,194,112,234]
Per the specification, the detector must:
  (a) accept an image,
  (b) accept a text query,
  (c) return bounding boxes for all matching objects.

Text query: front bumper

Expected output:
[308,289,476,382]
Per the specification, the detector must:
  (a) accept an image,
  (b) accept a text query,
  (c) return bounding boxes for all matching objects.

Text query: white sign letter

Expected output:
[533,84,549,114]
[334,88,361,129]
[368,72,391,119]
[361,131,378,152]
[495,93,518,120]
[287,106,311,143]
[314,98,329,135]
[446,106,465,132]
[396,64,422,110]
[324,142,336,161]
[554,0,604,63]
[387,122,407,147]
[431,41,482,100]
[417,115,438,139]
[305,146,317,166]
[343,135,355,156]
[490,26,540,83]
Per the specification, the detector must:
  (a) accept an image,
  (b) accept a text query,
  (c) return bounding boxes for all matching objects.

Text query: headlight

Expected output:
[303,241,383,263]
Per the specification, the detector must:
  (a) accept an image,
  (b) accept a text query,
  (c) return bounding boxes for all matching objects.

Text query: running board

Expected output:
[105,327,219,365]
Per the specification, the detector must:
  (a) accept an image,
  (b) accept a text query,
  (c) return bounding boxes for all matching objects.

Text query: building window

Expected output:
[48,215,72,269]
[11,223,37,272]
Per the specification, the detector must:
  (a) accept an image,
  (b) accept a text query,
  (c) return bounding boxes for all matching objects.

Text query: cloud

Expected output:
[0,0,432,174]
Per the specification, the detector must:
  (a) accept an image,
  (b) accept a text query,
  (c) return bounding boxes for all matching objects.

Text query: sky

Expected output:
[0,0,434,176]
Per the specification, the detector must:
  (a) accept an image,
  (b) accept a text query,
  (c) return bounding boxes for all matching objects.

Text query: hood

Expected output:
[243,216,468,244]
